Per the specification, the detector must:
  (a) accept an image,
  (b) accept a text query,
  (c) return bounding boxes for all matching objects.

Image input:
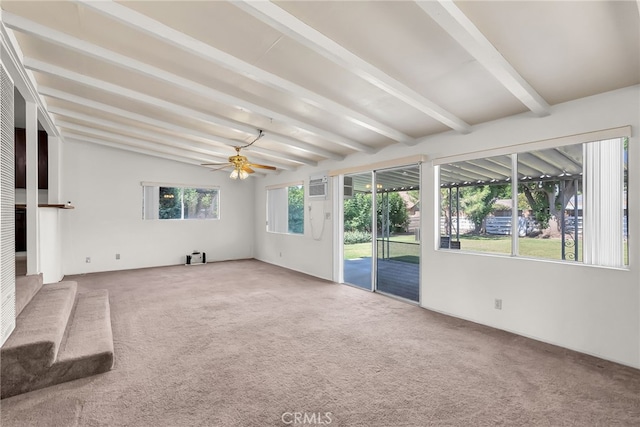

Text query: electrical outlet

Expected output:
[115,253,120,260]
[325,212,331,220]
[494,298,502,310]
[85,257,91,263]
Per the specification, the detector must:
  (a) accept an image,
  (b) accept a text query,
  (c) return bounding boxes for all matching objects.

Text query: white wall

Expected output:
[254,168,333,280]
[253,85,640,368]
[61,140,255,274]
[39,208,62,284]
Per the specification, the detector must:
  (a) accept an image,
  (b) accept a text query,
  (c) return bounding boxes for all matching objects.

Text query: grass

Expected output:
[456,235,583,261]
[344,234,420,264]
[344,233,629,265]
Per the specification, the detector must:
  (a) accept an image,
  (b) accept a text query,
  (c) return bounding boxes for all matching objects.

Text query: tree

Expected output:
[344,193,373,232]
[519,180,578,233]
[343,192,409,234]
[159,187,181,219]
[377,192,409,233]
[288,185,304,234]
[459,184,510,233]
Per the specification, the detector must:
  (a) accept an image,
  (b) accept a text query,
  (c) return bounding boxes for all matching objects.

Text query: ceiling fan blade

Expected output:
[242,165,255,174]
[207,164,233,172]
[248,163,276,171]
[201,162,230,166]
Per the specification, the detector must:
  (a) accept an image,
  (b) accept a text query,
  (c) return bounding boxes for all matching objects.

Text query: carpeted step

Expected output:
[1,281,77,398]
[1,286,115,399]
[15,273,43,317]
[53,290,114,382]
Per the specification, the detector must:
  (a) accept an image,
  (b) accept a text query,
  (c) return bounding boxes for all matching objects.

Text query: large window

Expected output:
[267,184,304,234]
[438,134,628,268]
[143,184,219,220]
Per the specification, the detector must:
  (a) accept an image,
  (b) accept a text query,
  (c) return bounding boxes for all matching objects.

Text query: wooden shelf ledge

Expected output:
[15,204,75,209]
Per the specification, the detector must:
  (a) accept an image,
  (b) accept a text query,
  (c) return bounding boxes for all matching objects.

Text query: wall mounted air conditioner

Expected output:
[309,174,328,199]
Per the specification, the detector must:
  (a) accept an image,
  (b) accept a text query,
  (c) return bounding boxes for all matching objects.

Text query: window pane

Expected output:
[288,185,304,234]
[144,185,219,220]
[437,136,628,268]
[159,187,182,219]
[184,188,219,219]
[439,155,512,255]
[267,184,304,234]
[517,143,583,261]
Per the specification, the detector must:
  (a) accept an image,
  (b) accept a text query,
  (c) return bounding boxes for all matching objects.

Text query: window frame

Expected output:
[266,181,305,236]
[142,182,220,221]
[434,127,630,269]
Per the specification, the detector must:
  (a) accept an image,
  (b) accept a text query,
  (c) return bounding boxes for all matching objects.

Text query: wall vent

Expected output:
[309,175,328,199]
[0,64,16,346]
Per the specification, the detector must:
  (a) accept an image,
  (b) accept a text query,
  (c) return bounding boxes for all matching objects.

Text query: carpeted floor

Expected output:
[1,259,639,426]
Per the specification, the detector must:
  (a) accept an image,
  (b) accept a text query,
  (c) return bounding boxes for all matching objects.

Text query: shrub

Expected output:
[344,230,372,244]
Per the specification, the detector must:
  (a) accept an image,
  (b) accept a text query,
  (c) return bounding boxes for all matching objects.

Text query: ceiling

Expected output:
[2,1,639,177]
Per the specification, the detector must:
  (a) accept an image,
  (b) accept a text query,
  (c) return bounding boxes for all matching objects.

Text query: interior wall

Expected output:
[253,85,640,368]
[61,140,254,275]
[39,208,62,284]
[253,167,333,280]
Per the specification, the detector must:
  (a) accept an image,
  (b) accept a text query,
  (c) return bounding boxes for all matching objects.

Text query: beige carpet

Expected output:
[1,259,639,426]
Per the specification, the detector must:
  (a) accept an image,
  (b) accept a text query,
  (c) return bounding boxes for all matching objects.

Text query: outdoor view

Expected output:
[344,191,419,264]
[439,138,628,266]
[343,166,421,302]
[159,187,219,220]
[266,184,304,235]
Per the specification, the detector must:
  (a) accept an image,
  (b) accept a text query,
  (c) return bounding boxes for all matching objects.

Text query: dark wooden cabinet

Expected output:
[15,207,26,252]
[14,128,48,189]
[14,128,49,252]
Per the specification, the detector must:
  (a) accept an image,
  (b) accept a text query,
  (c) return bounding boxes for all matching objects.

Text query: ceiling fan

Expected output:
[201,130,276,180]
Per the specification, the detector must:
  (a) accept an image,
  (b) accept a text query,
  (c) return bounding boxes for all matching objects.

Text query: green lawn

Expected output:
[344,234,420,264]
[344,234,629,265]
[456,235,582,261]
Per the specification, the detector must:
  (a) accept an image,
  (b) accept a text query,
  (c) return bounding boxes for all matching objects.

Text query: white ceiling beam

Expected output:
[0,24,60,136]
[49,107,228,160]
[415,0,550,117]
[64,134,269,178]
[234,0,471,137]
[61,121,268,178]
[49,105,296,171]
[57,118,297,171]
[24,58,317,166]
[39,86,298,170]
[58,120,221,162]
[3,12,346,160]
[75,0,383,151]
[64,135,214,167]
[22,58,252,138]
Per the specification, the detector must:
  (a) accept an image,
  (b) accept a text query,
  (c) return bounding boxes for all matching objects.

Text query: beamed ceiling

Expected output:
[2,1,639,177]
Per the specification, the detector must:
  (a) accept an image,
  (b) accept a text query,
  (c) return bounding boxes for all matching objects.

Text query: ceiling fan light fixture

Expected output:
[230,167,249,180]
[203,130,275,180]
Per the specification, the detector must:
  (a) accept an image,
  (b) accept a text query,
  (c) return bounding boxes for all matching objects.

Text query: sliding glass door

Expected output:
[342,172,373,290]
[341,165,421,302]
[375,165,420,302]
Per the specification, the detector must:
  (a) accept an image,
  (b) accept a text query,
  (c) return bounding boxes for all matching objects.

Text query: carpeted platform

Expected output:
[1,281,114,399]
[15,274,43,317]
[1,259,639,426]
